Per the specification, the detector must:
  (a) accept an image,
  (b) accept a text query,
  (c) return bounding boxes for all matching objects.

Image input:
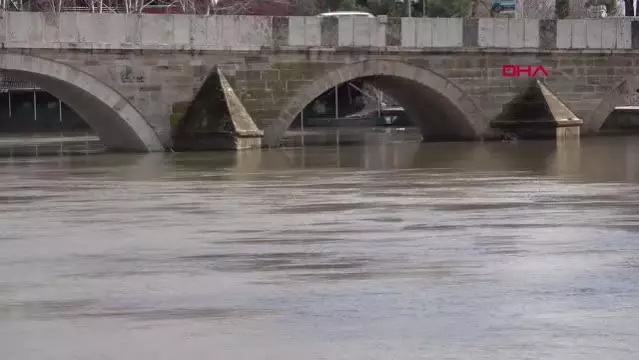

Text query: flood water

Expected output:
[1,136,639,359]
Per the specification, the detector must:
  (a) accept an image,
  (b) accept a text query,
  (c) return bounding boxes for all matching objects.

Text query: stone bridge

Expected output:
[1,12,639,152]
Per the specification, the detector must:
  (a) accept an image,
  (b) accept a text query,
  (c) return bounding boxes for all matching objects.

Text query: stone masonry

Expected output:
[2,12,639,151]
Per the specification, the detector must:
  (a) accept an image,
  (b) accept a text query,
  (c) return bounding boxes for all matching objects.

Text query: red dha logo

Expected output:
[502,64,549,78]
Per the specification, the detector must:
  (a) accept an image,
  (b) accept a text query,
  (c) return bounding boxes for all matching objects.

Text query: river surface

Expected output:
[1,137,639,359]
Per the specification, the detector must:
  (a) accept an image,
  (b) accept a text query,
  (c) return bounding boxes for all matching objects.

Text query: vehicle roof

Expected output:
[317,11,375,18]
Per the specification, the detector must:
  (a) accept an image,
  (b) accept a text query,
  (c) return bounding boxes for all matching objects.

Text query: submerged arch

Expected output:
[586,77,639,133]
[0,54,164,152]
[266,59,487,147]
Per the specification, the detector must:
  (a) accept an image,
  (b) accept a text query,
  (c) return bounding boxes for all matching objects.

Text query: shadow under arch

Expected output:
[585,77,639,134]
[0,54,164,152]
[266,59,488,147]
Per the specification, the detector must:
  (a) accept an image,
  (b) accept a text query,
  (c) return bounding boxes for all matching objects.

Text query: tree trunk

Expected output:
[623,0,632,15]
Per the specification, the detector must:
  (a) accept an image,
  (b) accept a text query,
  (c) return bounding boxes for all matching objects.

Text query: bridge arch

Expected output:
[0,54,164,152]
[266,59,487,146]
[586,76,639,133]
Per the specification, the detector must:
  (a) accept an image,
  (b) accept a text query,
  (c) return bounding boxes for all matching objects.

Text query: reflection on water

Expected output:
[0,136,104,157]
[1,136,639,360]
[280,126,423,147]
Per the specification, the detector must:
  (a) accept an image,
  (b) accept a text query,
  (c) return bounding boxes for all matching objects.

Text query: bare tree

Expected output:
[468,0,493,17]
[212,0,300,15]
[290,0,322,15]
[8,0,299,14]
[468,0,608,19]
[518,0,556,18]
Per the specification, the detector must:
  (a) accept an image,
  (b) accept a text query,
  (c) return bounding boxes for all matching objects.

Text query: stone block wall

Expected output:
[231,52,639,138]
[3,12,639,149]
[219,52,639,139]
[10,48,639,146]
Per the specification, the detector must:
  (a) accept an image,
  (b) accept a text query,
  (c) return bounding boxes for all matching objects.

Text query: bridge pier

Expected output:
[171,67,264,151]
[490,80,583,141]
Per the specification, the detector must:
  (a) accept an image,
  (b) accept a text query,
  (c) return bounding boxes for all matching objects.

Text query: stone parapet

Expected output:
[2,12,639,52]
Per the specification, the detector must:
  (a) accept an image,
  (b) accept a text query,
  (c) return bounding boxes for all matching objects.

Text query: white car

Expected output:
[317,11,375,18]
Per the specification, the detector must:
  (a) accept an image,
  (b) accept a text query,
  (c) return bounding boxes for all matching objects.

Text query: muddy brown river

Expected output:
[1,137,639,359]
